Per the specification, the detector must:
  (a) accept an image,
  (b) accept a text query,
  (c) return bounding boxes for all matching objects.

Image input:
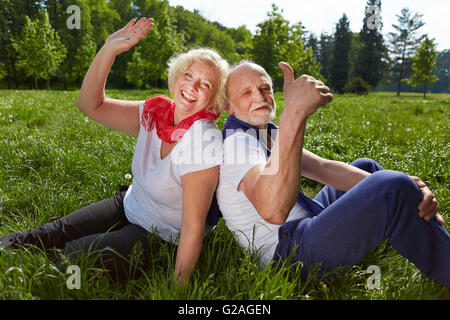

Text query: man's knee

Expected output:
[351,158,383,173]
[370,170,422,202]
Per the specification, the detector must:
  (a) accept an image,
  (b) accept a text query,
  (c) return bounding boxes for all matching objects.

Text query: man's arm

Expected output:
[301,149,369,192]
[239,63,333,225]
[301,150,444,225]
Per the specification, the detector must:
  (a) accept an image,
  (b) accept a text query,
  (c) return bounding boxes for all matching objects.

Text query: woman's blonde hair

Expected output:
[167,48,230,114]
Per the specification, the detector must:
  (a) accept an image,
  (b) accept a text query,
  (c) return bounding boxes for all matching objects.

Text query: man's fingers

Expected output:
[316,84,330,94]
[319,92,333,105]
[420,196,437,219]
[418,186,434,209]
[411,175,426,188]
[279,62,295,87]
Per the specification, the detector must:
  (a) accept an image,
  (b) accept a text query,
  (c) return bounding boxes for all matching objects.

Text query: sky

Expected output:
[167,0,450,51]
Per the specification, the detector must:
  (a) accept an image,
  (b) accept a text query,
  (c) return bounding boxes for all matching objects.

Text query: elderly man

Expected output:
[215,61,450,286]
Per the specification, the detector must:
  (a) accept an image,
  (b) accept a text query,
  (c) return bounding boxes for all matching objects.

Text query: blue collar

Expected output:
[222,115,278,156]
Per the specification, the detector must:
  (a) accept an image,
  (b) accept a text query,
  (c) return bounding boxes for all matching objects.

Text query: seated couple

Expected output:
[1,18,448,287]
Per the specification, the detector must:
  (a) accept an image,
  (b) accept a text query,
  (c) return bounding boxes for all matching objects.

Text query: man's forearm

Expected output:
[320,160,370,191]
[250,112,309,224]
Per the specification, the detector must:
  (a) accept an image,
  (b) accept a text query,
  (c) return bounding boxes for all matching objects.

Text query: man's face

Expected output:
[226,63,276,129]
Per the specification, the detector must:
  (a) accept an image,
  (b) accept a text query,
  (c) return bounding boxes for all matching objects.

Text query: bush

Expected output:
[344,77,372,95]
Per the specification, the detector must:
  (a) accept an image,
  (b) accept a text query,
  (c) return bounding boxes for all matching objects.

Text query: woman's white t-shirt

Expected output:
[123,101,223,243]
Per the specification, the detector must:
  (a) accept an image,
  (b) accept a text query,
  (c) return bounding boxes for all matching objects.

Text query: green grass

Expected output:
[0,89,449,300]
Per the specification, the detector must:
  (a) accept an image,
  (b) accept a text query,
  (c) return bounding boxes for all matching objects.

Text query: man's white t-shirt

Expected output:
[216,130,310,265]
[123,101,223,243]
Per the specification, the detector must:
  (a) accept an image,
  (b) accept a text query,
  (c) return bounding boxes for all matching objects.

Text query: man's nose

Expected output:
[252,89,264,103]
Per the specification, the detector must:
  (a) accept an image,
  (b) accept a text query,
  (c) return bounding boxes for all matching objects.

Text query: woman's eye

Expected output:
[185,72,192,79]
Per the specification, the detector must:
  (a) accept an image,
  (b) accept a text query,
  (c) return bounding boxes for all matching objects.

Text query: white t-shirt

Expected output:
[216,130,310,265]
[123,101,223,243]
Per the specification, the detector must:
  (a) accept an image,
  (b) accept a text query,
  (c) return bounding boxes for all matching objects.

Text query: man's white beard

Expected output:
[234,102,276,127]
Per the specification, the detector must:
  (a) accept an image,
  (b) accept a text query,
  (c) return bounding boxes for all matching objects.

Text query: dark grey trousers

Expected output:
[0,187,162,280]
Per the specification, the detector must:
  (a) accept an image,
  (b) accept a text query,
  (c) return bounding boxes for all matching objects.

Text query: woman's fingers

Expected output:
[133,17,152,32]
[124,19,136,29]
[130,18,154,39]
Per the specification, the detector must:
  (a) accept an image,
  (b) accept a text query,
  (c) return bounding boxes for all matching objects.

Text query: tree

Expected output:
[0,0,41,88]
[317,32,333,83]
[171,4,237,63]
[287,22,322,82]
[252,4,322,90]
[388,8,425,96]
[432,49,450,93]
[305,32,320,63]
[407,36,439,98]
[126,0,183,89]
[227,26,254,61]
[15,10,67,89]
[45,0,97,89]
[354,0,388,89]
[329,14,352,93]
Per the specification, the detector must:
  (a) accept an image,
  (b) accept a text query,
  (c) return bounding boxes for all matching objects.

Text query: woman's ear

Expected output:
[226,101,234,115]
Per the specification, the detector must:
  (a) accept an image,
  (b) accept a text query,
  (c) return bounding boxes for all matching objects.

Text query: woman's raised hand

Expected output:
[103,17,154,56]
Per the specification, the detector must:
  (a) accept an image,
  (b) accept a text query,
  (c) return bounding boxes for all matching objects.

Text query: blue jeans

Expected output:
[273,158,450,287]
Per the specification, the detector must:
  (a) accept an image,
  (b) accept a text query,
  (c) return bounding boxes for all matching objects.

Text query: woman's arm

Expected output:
[76,18,154,136]
[176,166,219,286]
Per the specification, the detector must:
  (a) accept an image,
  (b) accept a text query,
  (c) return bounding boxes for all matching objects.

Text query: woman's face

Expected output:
[172,61,220,115]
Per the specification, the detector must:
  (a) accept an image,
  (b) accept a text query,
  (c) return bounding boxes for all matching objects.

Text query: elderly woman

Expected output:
[0,18,229,285]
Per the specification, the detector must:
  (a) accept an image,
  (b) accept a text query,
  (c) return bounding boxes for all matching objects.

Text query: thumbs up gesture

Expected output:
[279,62,333,118]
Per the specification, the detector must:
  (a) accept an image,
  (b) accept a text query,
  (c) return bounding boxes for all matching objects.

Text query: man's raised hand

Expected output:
[279,62,333,118]
[104,17,154,56]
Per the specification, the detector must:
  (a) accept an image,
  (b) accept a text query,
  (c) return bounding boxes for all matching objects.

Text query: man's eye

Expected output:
[185,72,192,79]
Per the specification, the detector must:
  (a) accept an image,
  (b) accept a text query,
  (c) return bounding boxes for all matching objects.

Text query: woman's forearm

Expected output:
[174,229,204,286]
[76,46,116,115]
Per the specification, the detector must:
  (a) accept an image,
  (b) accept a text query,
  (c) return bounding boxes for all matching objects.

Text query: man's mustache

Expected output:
[250,101,274,112]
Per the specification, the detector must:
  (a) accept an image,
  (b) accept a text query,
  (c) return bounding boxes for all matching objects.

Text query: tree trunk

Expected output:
[397,46,407,97]
[34,77,38,90]
[423,82,427,98]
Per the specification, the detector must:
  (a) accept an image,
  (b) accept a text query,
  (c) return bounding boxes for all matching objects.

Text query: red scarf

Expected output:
[141,95,220,143]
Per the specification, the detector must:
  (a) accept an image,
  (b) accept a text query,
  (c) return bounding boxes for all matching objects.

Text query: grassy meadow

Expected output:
[0,89,448,300]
